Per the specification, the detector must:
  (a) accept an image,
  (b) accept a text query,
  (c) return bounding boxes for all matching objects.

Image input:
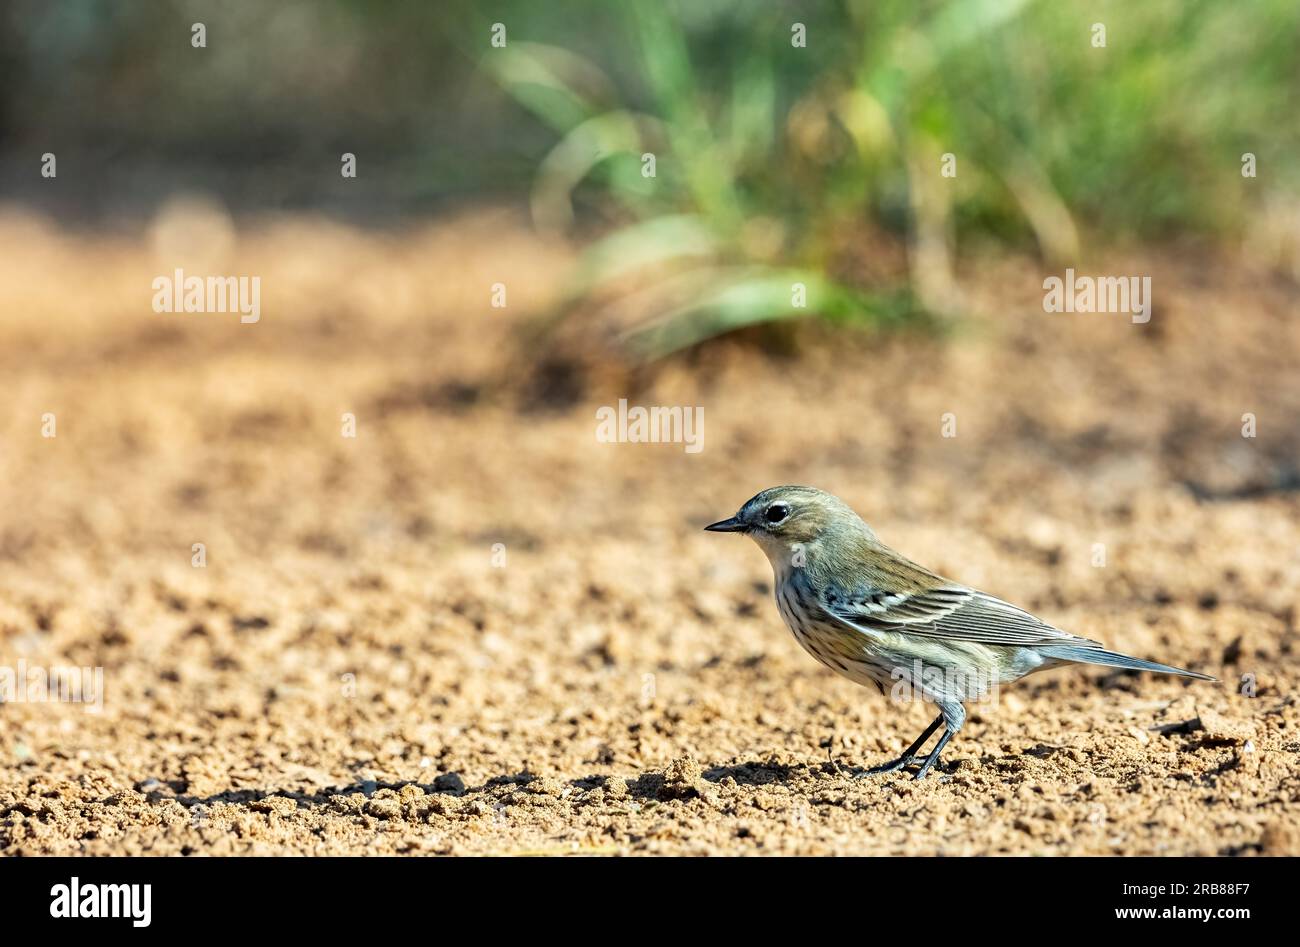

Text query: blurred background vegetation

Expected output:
[3,0,1298,354]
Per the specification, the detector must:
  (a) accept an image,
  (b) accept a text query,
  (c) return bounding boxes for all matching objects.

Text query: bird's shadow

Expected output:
[174,779,448,810]
[145,759,819,813]
[699,761,812,787]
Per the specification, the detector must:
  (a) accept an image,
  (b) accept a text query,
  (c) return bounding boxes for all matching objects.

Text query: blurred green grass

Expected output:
[478,0,1300,355]
[4,0,1296,357]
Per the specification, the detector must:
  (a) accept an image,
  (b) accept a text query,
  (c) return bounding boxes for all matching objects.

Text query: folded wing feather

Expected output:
[823,583,1106,651]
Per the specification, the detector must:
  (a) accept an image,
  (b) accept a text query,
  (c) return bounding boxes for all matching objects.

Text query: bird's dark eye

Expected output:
[765,503,789,524]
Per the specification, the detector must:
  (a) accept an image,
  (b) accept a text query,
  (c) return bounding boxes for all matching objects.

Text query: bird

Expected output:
[704,485,1216,780]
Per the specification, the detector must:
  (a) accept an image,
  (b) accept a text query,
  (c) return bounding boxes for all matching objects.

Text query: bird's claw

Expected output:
[855,754,924,777]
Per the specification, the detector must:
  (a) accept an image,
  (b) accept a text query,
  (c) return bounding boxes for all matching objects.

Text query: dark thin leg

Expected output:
[912,726,954,780]
[826,737,845,776]
[859,714,944,776]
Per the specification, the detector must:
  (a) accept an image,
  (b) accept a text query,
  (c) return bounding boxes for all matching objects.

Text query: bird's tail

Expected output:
[1040,645,1218,682]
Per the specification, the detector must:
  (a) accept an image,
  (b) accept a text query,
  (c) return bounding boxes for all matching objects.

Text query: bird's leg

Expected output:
[825,735,845,776]
[911,726,954,780]
[859,714,944,776]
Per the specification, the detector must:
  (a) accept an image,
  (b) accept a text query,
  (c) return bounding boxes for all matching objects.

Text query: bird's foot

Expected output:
[855,754,925,777]
[855,717,954,780]
[857,750,950,780]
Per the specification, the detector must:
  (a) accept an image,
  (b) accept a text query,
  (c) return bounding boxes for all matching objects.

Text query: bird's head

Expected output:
[704,485,873,571]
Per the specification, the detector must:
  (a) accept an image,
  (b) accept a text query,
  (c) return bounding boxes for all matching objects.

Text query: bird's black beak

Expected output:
[704,515,746,533]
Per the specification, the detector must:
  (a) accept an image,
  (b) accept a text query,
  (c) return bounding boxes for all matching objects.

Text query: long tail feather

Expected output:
[1040,645,1218,682]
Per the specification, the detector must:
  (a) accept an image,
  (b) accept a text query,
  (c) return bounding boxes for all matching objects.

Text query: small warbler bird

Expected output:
[705,486,1216,780]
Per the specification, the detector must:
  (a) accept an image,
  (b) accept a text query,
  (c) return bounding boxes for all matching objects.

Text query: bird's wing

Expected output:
[822,582,1105,651]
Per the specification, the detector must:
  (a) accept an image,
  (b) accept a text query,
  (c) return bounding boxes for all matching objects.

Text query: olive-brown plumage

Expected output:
[706,486,1216,779]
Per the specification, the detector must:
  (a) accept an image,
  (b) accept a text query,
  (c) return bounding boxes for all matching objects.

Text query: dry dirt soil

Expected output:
[1,203,1298,856]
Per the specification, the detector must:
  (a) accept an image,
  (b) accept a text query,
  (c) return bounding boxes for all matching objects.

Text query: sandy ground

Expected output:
[1,204,1298,856]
